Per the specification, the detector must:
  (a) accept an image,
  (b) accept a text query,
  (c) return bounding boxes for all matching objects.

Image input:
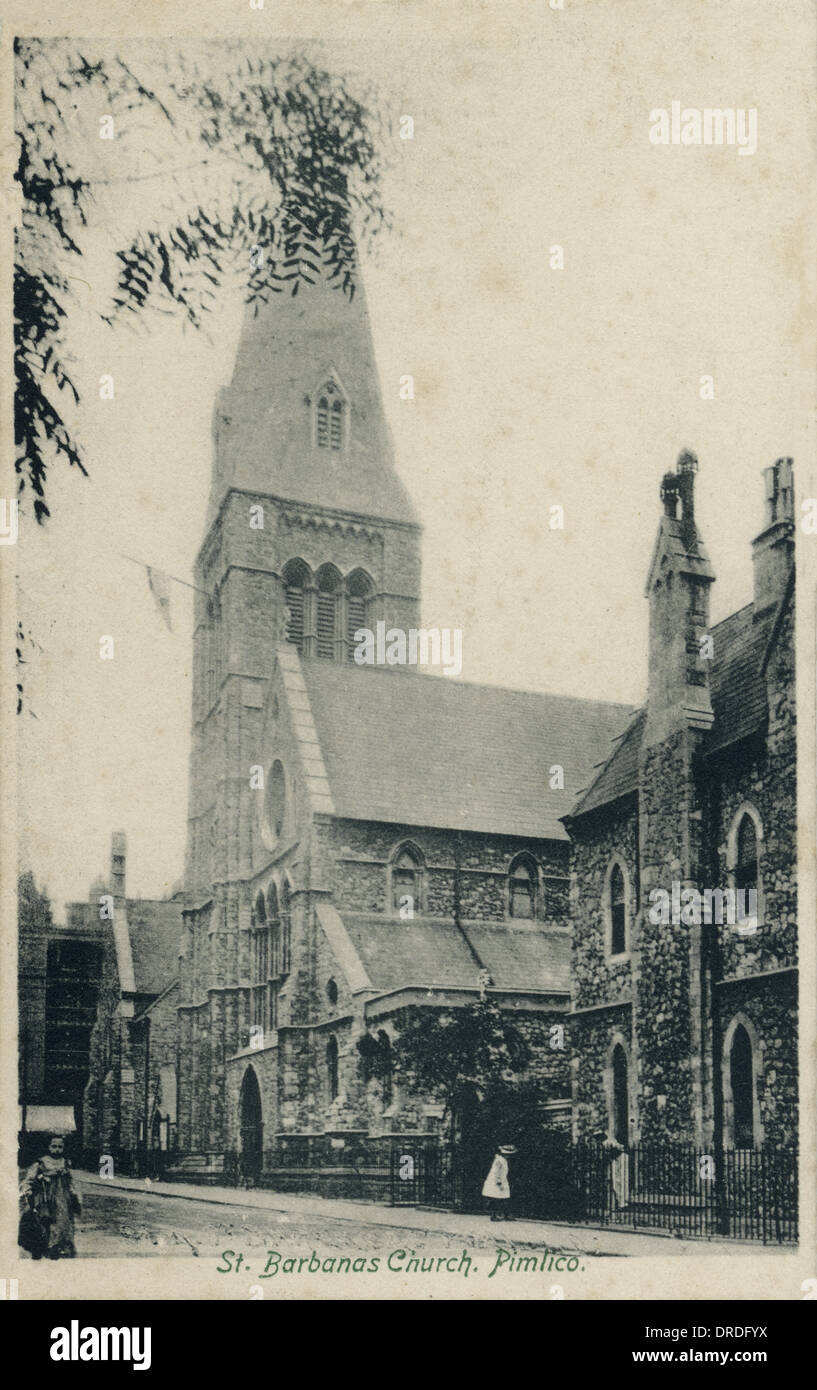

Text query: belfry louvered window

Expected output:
[330,399,343,449]
[316,593,335,657]
[316,567,340,659]
[346,570,373,661]
[316,396,330,448]
[282,559,310,653]
[315,381,344,450]
[285,584,304,649]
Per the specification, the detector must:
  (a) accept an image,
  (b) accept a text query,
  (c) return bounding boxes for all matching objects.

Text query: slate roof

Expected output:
[125,898,184,997]
[299,661,633,840]
[707,603,777,754]
[568,595,784,818]
[340,913,571,994]
[568,709,646,817]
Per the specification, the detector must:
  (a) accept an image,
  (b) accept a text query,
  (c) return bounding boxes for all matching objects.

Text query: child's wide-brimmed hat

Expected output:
[498,1145,517,1154]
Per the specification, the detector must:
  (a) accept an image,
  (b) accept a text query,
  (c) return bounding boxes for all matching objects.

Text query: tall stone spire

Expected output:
[208,268,418,527]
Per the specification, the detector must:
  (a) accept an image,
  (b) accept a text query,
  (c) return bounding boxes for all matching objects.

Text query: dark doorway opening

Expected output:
[730,1025,754,1149]
[239,1066,263,1185]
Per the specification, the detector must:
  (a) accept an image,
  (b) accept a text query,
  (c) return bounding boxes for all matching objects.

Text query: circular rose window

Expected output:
[265,760,287,841]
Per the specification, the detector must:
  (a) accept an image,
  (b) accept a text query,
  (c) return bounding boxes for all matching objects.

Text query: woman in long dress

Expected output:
[19,1134,81,1259]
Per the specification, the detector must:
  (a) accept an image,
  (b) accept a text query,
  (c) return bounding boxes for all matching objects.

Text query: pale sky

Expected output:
[15,8,815,914]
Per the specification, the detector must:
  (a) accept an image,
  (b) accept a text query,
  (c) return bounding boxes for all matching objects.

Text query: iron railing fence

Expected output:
[102,1134,796,1245]
[567,1142,797,1243]
[381,1135,797,1243]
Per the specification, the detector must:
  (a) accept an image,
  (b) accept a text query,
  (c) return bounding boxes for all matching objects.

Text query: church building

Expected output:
[175,266,797,1197]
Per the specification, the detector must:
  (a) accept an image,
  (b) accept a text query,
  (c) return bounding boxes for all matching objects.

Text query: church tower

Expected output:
[177,269,422,1164]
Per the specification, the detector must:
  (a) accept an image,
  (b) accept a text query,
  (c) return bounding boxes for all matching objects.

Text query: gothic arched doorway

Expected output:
[239,1067,263,1185]
[730,1024,754,1149]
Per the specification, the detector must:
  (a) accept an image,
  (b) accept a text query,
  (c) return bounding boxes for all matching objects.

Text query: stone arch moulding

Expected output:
[721,1011,765,1150]
[602,854,631,960]
[726,802,764,933]
[726,802,764,868]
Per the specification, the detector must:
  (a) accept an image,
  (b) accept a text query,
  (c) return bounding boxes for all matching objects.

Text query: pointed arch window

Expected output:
[391,845,423,915]
[736,815,758,895]
[509,856,537,919]
[346,569,374,661]
[280,881,292,976]
[251,891,268,1033]
[282,559,311,653]
[316,565,341,660]
[728,805,763,932]
[610,863,626,956]
[265,884,280,1030]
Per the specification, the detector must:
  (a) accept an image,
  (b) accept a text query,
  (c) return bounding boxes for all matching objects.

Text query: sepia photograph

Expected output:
[3,0,815,1325]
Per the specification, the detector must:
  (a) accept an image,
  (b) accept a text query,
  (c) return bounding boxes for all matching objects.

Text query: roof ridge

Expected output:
[301,657,635,710]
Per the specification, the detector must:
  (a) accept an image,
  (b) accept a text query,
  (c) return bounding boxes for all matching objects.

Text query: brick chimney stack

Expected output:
[110,831,127,903]
[752,459,794,617]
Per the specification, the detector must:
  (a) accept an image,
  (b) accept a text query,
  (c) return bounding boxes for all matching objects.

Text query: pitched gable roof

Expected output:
[568,591,787,818]
[124,898,184,997]
[296,660,632,840]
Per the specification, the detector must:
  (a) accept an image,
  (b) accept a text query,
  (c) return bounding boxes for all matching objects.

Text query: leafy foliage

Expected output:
[18,869,54,934]
[14,38,391,522]
[390,996,532,1118]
